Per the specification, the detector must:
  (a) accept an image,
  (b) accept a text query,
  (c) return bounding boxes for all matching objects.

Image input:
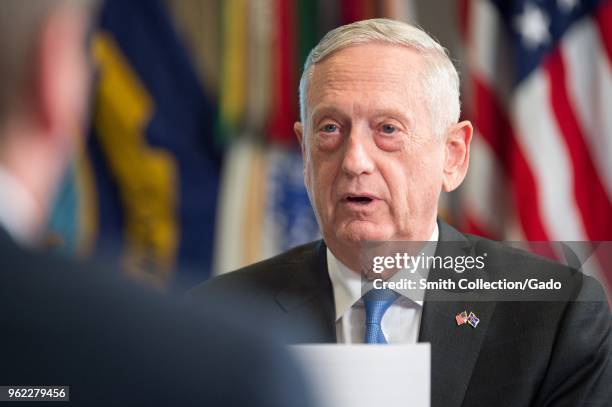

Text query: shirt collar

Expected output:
[326,222,439,321]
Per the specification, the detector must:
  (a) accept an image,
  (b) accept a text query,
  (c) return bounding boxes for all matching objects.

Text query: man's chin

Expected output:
[335,222,393,243]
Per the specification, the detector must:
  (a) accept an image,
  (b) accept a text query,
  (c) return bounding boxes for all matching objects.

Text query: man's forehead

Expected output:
[313,43,423,80]
[306,43,425,116]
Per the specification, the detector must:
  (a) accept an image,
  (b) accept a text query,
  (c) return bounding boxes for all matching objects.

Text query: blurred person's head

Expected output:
[294,18,473,272]
[0,0,95,240]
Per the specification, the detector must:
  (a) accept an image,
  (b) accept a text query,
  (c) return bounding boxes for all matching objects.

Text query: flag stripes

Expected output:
[460,0,612,292]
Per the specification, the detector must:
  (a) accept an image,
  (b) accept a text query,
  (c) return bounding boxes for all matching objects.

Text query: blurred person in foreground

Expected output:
[191,18,612,407]
[0,1,312,406]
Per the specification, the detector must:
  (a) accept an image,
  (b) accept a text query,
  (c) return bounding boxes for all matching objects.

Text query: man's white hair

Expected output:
[298,18,460,138]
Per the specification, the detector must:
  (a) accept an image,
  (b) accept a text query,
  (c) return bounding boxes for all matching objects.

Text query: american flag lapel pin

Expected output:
[455,310,468,326]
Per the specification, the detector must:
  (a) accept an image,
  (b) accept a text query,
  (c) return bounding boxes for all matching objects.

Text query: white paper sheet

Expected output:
[291,343,430,407]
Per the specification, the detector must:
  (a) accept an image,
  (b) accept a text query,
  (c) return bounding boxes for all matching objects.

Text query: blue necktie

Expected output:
[363,288,400,344]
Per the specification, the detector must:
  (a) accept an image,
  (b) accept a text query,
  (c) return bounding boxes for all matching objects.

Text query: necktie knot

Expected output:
[363,288,400,344]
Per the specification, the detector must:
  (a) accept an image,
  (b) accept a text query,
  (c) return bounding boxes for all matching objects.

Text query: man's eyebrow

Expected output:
[308,106,416,130]
[310,106,412,120]
[310,106,348,123]
[368,108,413,123]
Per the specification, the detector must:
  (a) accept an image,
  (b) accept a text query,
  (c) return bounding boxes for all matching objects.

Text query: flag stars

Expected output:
[514,2,551,49]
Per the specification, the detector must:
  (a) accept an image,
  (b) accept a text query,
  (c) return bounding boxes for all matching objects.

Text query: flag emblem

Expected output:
[455,310,468,326]
[467,312,480,328]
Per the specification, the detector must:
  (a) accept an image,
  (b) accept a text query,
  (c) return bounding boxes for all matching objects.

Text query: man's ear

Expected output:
[442,120,473,192]
[294,121,309,184]
[294,121,304,144]
[294,121,305,156]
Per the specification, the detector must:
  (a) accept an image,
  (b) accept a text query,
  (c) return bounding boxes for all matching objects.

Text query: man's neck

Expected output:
[327,221,440,274]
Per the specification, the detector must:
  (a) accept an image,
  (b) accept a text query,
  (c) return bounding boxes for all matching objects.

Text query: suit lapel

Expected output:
[419,221,496,407]
[275,241,336,343]
[272,222,497,402]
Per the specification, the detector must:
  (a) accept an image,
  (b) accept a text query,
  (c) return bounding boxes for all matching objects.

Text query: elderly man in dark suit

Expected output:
[0,1,311,405]
[191,18,612,407]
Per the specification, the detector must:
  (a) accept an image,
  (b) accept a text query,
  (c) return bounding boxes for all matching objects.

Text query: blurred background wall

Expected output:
[45,0,612,294]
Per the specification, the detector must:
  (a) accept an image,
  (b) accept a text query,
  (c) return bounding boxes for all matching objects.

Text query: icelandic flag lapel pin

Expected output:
[467,312,480,328]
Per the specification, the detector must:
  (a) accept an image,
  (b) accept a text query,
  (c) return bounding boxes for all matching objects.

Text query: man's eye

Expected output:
[322,123,338,133]
[381,124,397,134]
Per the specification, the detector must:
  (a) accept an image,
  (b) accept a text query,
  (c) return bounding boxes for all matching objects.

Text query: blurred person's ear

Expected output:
[35,5,90,146]
[442,120,473,192]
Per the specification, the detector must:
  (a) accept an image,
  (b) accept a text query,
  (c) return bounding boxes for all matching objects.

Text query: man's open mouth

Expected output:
[345,195,374,205]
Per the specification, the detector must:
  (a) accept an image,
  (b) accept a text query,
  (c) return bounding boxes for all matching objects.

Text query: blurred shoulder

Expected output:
[460,231,609,304]
[463,232,579,274]
[189,240,322,298]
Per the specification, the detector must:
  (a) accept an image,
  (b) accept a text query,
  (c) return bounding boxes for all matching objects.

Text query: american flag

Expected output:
[459,0,612,293]
[456,310,469,325]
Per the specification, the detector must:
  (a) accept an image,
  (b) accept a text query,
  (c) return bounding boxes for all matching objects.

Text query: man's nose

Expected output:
[341,130,375,177]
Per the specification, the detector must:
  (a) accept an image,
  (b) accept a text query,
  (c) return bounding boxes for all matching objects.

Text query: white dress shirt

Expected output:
[327,224,439,344]
[0,165,42,246]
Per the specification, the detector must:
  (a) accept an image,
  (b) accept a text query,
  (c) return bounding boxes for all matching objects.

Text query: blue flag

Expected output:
[50,0,220,288]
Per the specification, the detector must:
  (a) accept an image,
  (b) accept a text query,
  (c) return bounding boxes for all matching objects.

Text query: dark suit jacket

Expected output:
[0,228,313,407]
[190,221,612,407]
